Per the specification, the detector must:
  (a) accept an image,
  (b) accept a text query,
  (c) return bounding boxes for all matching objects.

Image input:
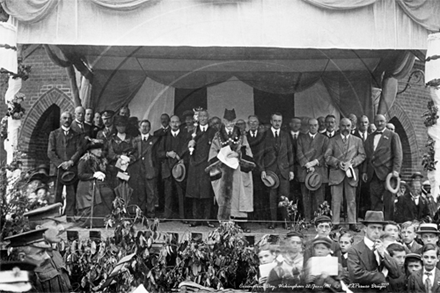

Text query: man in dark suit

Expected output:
[408,244,440,292]
[153,113,171,137]
[157,115,188,220]
[322,114,338,209]
[297,118,329,223]
[348,113,358,136]
[325,118,365,231]
[362,114,403,220]
[186,109,216,228]
[394,176,430,223]
[131,119,160,217]
[70,106,92,152]
[246,115,268,221]
[47,111,82,219]
[261,113,294,229]
[84,108,95,137]
[288,117,302,216]
[353,115,370,219]
[347,211,401,291]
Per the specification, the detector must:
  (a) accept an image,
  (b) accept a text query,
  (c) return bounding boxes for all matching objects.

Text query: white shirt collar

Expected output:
[291,131,299,136]
[341,133,350,139]
[75,119,83,124]
[364,237,375,250]
[142,134,149,140]
[309,133,316,139]
[200,125,207,131]
[171,129,179,136]
[271,127,279,134]
[61,126,70,132]
[327,130,334,135]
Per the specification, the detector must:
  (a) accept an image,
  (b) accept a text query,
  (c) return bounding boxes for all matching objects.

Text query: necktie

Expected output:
[425,272,432,293]
[64,131,69,136]
[173,132,176,137]
[293,134,297,139]
[275,131,278,138]
[374,131,383,136]
[252,131,256,138]
[143,136,147,142]
[78,123,83,129]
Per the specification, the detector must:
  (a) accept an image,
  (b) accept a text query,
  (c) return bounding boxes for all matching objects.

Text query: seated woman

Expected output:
[76,141,115,227]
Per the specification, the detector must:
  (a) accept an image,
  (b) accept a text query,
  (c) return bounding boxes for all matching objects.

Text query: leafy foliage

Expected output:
[278,196,307,231]
[422,100,439,127]
[422,136,437,171]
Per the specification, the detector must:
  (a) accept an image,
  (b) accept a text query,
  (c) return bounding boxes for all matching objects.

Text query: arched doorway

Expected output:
[389,117,412,180]
[28,105,61,167]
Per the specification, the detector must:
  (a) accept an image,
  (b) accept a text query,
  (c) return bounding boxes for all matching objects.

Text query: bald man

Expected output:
[324,118,365,231]
[362,114,402,220]
[48,112,82,218]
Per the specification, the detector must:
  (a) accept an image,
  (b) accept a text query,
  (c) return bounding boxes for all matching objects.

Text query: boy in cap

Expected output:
[5,229,72,292]
[303,215,340,267]
[408,243,440,292]
[404,253,423,276]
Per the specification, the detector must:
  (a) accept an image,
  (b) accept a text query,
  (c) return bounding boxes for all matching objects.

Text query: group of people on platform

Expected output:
[26,103,438,232]
[254,212,440,292]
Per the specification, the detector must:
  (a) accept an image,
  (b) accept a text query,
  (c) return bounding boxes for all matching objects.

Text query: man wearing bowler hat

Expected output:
[5,229,72,292]
[324,118,365,232]
[347,211,401,291]
[362,114,403,220]
[261,112,294,229]
[297,118,329,223]
[47,111,81,220]
[157,115,189,221]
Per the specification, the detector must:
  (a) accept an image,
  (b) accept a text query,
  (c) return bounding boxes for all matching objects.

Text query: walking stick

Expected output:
[90,179,96,229]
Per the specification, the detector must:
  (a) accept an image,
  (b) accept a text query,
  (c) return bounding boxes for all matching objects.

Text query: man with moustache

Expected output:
[157,115,188,221]
[348,113,358,135]
[362,114,402,220]
[84,108,94,135]
[261,113,294,229]
[48,112,81,219]
[324,118,365,231]
[247,115,268,221]
[70,106,92,138]
[186,109,216,227]
[97,110,117,143]
[297,118,329,223]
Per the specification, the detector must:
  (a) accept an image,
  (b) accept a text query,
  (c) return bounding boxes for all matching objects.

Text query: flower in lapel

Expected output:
[383,135,389,140]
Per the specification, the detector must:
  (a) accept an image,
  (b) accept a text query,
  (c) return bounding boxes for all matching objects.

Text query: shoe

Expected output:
[205,221,215,228]
[189,222,200,227]
[332,224,340,231]
[349,224,360,232]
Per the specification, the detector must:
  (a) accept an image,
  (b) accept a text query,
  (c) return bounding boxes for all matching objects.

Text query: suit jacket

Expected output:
[157,130,188,179]
[70,120,92,137]
[132,135,159,179]
[97,125,117,142]
[47,128,82,169]
[261,129,294,180]
[322,130,339,139]
[154,127,170,137]
[363,129,403,181]
[347,239,387,287]
[394,192,430,223]
[246,130,266,173]
[404,240,423,254]
[324,134,366,187]
[296,132,329,183]
[353,129,369,143]
[408,268,440,293]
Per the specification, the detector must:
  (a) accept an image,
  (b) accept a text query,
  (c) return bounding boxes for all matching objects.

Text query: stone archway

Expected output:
[387,102,420,180]
[19,88,74,169]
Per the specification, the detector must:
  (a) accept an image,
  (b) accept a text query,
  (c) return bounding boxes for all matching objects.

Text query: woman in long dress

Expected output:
[76,141,115,227]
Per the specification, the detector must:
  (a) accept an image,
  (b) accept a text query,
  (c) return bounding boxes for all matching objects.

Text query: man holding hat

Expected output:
[362,114,403,221]
[347,211,401,291]
[325,118,365,232]
[157,115,189,221]
[297,118,329,223]
[47,111,82,219]
[261,112,294,229]
[5,229,72,292]
[206,109,255,230]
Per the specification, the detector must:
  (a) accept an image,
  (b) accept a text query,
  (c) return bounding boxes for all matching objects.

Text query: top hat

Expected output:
[4,228,49,248]
[172,160,186,182]
[385,173,400,194]
[223,109,237,121]
[60,170,77,185]
[305,172,322,191]
[24,203,63,228]
[416,223,440,234]
[360,211,387,225]
[28,164,50,183]
[315,215,332,226]
[312,236,333,248]
[411,172,424,180]
[261,171,280,189]
[101,110,115,119]
[114,115,129,127]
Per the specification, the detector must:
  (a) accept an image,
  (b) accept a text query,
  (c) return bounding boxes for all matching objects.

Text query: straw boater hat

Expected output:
[360,211,387,225]
[385,173,400,194]
[172,160,186,182]
[411,172,423,180]
[305,172,322,191]
[261,171,279,189]
[415,223,440,235]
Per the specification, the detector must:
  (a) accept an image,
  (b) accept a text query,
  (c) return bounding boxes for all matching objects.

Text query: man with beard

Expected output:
[324,118,365,231]
[47,111,81,219]
[363,114,402,220]
[207,109,254,231]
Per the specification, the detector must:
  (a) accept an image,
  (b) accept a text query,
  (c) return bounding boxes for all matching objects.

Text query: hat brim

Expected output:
[305,172,322,191]
[172,163,186,182]
[385,173,400,194]
[262,171,279,189]
[360,220,387,225]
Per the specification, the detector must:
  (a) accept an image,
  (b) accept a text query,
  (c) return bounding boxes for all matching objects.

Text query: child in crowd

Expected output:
[386,243,407,292]
[383,221,400,242]
[404,253,423,277]
[408,244,440,291]
[267,232,304,289]
[379,232,398,248]
[302,237,348,291]
[257,244,278,284]
[338,232,354,269]
[400,221,422,253]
